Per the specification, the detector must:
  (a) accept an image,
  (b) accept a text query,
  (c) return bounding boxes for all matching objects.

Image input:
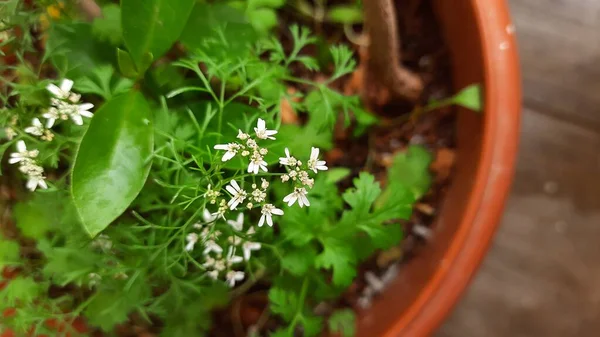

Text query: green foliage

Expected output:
[327,5,363,24]
[328,309,356,337]
[383,145,434,200]
[0,238,20,268]
[427,84,482,112]
[71,91,154,237]
[92,4,123,45]
[121,0,195,70]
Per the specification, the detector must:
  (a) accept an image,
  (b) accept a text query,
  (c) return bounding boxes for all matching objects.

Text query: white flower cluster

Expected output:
[214,118,277,174]
[184,210,261,287]
[9,79,94,192]
[9,140,47,191]
[279,147,328,207]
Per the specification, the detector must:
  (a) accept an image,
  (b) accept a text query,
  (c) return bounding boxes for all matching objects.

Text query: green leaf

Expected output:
[12,193,62,239]
[327,5,363,24]
[72,91,154,237]
[325,168,351,184]
[92,4,122,45]
[180,3,259,59]
[342,173,382,215]
[269,287,299,321]
[328,309,356,337]
[315,239,357,287]
[117,48,138,78]
[248,8,278,32]
[46,22,113,78]
[301,313,324,337]
[281,246,317,276]
[0,239,20,268]
[386,145,433,199]
[248,0,286,8]
[121,0,195,68]
[452,84,482,111]
[0,277,44,307]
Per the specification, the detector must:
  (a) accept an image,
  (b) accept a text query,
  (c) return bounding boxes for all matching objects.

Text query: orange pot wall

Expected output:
[356,0,521,336]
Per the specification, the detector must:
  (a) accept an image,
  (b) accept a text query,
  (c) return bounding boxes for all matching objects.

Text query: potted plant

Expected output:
[0,0,519,336]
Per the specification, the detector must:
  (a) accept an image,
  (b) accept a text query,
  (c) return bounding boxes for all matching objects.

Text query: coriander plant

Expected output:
[0,0,477,336]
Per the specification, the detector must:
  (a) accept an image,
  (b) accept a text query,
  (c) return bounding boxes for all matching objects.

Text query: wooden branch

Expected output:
[363,0,424,103]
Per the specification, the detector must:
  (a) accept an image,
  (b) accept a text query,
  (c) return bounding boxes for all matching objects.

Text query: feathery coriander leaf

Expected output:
[0,277,44,307]
[281,246,317,276]
[328,309,356,337]
[0,239,20,268]
[342,173,381,215]
[315,238,357,287]
[92,4,122,45]
[386,145,433,199]
[302,313,324,337]
[268,287,299,321]
[330,44,356,80]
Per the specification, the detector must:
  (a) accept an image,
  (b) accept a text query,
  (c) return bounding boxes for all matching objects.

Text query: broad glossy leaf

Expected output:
[72,91,153,237]
[121,0,195,68]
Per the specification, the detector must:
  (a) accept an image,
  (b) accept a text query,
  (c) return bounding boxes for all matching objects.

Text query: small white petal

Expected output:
[16,140,26,152]
[71,114,83,126]
[230,180,240,191]
[271,208,284,216]
[214,144,229,150]
[79,103,94,111]
[46,84,62,97]
[258,214,266,227]
[257,118,265,130]
[46,118,56,128]
[60,79,74,92]
[32,118,42,127]
[222,151,235,161]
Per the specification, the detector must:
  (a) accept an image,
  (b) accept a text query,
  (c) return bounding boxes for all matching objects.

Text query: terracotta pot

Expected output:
[357,0,521,336]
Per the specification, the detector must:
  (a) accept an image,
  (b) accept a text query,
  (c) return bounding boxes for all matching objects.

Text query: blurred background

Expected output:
[437,1,600,336]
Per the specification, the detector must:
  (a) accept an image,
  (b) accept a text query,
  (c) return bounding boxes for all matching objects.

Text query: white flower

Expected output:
[214,143,239,161]
[283,187,310,208]
[242,240,261,260]
[4,127,16,140]
[204,184,221,204]
[251,188,266,203]
[26,174,48,191]
[203,240,223,255]
[207,270,219,280]
[281,174,290,182]
[248,153,268,174]
[46,79,74,100]
[212,199,228,220]
[226,246,244,265]
[225,180,247,210]
[185,233,199,251]
[261,178,269,190]
[226,270,245,287]
[254,118,277,140]
[279,148,298,166]
[42,107,61,128]
[24,118,45,136]
[308,147,328,173]
[237,130,249,140]
[227,213,244,231]
[9,141,38,164]
[203,208,218,224]
[69,103,94,126]
[258,204,284,227]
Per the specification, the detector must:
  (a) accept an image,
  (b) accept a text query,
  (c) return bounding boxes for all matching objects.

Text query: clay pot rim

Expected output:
[383,1,521,336]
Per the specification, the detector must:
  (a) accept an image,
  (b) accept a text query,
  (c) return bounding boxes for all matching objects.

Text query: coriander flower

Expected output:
[214,142,240,161]
[283,187,310,208]
[225,180,247,210]
[46,79,74,100]
[4,127,16,140]
[25,172,48,191]
[254,118,277,140]
[68,102,94,126]
[258,204,284,227]
[207,270,219,280]
[279,148,298,166]
[226,270,245,287]
[237,130,249,140]
[227,213,244,231]
[204,184,221,204]
[24,118,45,136]
[242,240,261,261]
[203,240,223,255]
[185,233,199,251]
[226,246,244,266]
[261,178,269,189]
[248,152,268,174]
[9,141,38,164]
[203,208,218,224]
[42,107,61,128]
[308,147,328,173]
[212,199,228,220]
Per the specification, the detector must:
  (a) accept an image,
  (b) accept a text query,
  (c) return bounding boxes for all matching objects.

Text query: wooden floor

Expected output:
[437,1,600,336]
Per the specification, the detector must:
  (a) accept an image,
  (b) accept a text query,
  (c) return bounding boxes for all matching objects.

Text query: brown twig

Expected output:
[362,0,424,103]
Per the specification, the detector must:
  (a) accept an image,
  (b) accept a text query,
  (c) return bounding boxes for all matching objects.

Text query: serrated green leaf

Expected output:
[315,239,357,287]
[342,173,381,214]
[12,193,61,239]
[302,313,324,337]
[327,5,363,24]
[281,246,317,276]
[269,287,299,321]
[452,84,482,111]
[121,0,195,68]
[328,309,356,337]
[0,277,44,306]
[386,145,433,199]
[117,48,138,78]
[325,168,351,184]
[92,4,122,45]
[0,239,20,267]
[72,91,154,237]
